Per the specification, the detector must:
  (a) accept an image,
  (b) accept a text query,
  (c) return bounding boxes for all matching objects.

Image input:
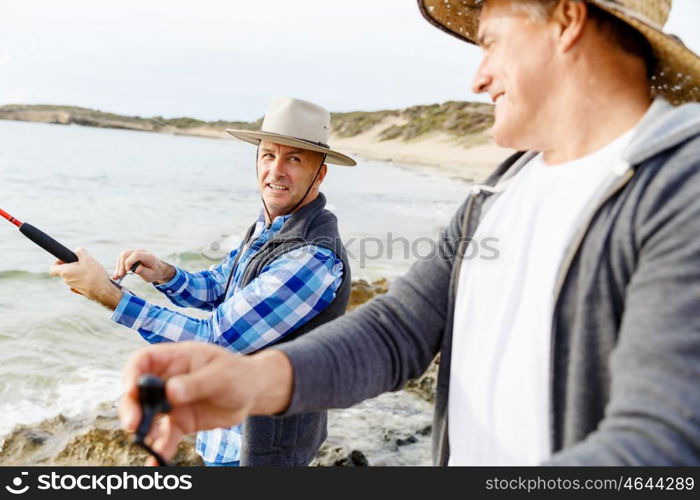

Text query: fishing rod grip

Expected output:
[19,223,79,263]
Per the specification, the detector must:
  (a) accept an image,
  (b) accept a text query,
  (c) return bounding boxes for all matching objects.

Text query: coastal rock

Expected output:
[348,278,389,311]
[0,402,202,467]
[0,391,432,467]
[319,391,433,466]
[311,446,369,467]
[52,426,202,467]
[404,355,439,404]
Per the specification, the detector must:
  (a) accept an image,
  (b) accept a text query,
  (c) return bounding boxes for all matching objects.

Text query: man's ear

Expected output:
[316,164,328,185]
[551,0,588,52]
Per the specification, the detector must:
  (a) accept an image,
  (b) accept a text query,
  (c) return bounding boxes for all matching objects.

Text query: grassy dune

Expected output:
[0,101,494,145]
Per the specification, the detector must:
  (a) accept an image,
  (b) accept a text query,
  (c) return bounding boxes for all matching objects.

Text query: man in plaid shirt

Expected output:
[51,97,356,466]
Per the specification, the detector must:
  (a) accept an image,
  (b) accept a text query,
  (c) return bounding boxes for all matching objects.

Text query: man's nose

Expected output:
[471,61,492,94]
[267,156,286,177]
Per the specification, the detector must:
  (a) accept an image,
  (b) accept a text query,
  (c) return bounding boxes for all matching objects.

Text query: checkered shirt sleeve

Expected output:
[150,249,238,311]
[110,245,343,355]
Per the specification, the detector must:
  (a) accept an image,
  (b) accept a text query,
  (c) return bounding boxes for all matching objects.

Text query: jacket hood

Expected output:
[625,98,700,166]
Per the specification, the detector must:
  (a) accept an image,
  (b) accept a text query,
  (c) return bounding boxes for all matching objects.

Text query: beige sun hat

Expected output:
[226,97,356,166]
[417,0,700,105]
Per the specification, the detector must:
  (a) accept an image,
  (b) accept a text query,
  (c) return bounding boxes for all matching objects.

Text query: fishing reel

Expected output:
[134,374,171,466]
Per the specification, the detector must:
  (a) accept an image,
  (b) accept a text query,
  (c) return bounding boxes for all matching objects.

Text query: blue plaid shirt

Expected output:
[111,212,344,464]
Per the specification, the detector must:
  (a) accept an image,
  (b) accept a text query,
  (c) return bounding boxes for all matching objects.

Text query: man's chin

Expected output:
[490,126,522,151]
[262,200,293,217]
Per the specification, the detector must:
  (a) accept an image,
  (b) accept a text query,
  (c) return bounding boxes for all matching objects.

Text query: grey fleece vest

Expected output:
[239,193,351,466]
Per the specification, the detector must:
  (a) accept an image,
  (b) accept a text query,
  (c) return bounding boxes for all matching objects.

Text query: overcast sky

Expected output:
[1,0,699,121]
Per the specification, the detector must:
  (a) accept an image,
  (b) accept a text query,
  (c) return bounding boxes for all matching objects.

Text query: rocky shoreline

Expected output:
[0,279,439,467]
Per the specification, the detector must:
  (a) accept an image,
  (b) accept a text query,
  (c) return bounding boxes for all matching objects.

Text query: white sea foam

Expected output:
[0,366,122,441]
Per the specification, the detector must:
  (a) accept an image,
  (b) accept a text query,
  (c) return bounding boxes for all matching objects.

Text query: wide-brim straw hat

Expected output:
[417,0,700,105]
[226,97,356,166]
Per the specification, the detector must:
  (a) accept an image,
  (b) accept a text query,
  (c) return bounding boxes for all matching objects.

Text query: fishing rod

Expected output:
[1,208,79,264]
[0,208,139,287]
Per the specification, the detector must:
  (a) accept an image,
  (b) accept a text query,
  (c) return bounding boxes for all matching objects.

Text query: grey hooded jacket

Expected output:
[276,98,700,465]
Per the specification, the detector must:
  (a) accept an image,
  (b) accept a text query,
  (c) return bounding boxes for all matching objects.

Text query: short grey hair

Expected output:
[509,0,561,21]
[501,0,655,77]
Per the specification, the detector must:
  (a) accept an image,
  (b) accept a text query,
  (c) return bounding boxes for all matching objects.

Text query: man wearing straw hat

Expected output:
[50,97,357,466]
[121,0,700,465]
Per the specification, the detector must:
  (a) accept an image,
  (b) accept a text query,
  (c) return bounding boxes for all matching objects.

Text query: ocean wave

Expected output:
[55,172,110,182]
[0,270,52,281]
[171,250,207,263]
[168,244,239,268]
[0,366,122,441]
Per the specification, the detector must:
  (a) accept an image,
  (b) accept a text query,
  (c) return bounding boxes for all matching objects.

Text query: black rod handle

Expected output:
[19,223,78,263]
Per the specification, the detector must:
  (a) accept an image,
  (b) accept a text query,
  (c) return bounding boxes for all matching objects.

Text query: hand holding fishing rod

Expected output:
[46,248,125,308]
[113,249,176,285]
[1,208,141,308]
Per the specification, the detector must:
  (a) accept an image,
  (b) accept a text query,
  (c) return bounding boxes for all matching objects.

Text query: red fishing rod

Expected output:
[1,208,139,287]
[1,208,79,263]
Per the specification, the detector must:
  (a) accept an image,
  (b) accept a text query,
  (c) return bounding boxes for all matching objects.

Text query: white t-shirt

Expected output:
[448,130,635,466]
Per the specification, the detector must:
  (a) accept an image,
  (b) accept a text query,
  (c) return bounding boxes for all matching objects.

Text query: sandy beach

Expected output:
[328,117,514,183]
